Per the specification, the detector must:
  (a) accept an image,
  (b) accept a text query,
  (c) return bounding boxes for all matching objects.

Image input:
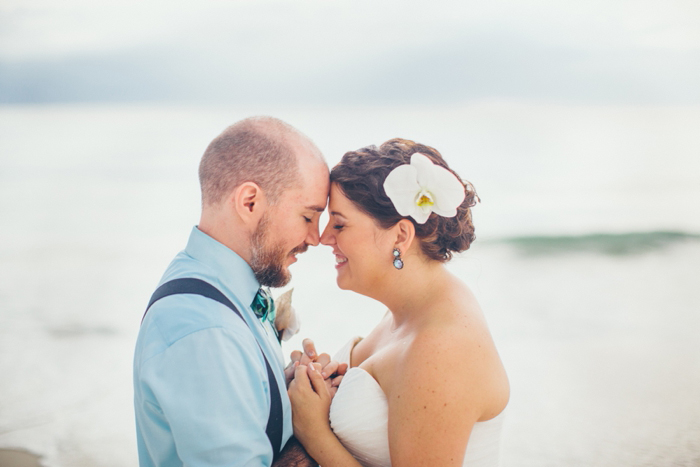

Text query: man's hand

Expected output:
[271,436,318,467]
[285,338,317,386]
[284,338,348,396]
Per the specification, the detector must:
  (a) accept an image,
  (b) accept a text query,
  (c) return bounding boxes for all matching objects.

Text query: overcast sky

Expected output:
[1,0,699,105]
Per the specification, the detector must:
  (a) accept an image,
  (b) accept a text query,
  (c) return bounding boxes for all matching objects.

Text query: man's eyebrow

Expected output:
[306,205,326,212]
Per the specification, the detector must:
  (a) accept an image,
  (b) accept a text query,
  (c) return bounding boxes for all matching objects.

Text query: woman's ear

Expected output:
[231,182,267,228]
[393,218,416,254]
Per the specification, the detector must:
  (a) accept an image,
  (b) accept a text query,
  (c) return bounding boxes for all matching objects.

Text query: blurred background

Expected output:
[1,1,699,466]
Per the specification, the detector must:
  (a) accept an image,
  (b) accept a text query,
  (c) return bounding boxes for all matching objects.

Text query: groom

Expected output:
[133,117,332,466]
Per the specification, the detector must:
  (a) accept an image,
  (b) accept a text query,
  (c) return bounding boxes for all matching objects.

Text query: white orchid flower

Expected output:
[383,153,466,224]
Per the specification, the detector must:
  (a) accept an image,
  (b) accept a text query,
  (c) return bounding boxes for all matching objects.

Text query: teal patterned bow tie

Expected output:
[251,287,276,325]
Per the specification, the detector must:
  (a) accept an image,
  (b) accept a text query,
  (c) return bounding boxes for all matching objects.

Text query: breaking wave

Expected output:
[494,231,700,256]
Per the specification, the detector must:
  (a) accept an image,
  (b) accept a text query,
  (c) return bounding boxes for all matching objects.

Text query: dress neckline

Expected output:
[347,366,378,380]
[343,366,507,424]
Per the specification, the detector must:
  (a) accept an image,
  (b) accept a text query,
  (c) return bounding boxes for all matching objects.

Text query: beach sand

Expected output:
[0,449,43,467]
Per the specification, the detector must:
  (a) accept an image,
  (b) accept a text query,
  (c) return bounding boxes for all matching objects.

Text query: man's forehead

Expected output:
[281,185,328,211]
[297,170,330,207]
[305,205,326,213]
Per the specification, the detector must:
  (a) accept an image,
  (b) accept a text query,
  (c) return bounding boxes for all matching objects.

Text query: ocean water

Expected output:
[0,103,699,466]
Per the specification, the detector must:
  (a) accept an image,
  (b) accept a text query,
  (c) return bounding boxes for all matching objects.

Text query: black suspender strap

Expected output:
[142,278,284,460]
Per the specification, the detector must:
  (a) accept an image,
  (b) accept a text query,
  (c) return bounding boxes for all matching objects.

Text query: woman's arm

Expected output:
[287,364,363,467]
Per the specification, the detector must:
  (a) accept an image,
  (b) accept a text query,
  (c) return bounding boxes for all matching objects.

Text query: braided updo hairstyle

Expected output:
[330,138,479,262]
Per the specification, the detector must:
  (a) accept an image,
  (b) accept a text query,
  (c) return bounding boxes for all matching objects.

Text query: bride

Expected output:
[288,139,510,467]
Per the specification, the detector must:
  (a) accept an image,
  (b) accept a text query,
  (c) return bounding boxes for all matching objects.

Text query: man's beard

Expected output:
[250,213,308,288]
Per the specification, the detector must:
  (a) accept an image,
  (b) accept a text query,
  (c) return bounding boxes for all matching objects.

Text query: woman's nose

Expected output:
[320,223,334,245]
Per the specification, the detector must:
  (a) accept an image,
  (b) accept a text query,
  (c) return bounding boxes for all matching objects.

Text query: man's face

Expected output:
[250,159,330,287]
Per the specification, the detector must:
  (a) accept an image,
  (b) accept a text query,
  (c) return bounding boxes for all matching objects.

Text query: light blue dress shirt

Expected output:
[134,226,292,467]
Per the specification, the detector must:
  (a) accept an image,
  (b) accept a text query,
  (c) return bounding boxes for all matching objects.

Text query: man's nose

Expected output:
[306,223,320,247]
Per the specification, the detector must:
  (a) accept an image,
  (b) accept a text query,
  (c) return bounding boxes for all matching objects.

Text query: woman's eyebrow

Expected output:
[330,211,347,219]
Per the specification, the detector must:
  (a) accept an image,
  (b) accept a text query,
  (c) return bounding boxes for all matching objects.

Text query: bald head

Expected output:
[198,116,324,207]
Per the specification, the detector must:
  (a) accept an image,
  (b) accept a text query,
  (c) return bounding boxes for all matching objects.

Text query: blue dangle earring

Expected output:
[392,248,404,270]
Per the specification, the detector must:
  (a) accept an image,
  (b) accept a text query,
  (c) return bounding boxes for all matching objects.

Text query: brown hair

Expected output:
[330,138,479,262]
[199,117,301,206]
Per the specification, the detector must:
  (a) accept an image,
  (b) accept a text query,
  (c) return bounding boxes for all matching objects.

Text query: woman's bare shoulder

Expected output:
[396,291,510,420]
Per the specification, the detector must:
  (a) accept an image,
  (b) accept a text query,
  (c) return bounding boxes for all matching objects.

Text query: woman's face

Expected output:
[320,184,394,295]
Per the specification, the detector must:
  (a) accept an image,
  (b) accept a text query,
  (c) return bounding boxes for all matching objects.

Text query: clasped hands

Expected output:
[285,338,347,447]
[284,338,347,397]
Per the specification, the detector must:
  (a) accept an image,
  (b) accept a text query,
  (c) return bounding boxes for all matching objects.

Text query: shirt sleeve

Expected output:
[141,325,273,467]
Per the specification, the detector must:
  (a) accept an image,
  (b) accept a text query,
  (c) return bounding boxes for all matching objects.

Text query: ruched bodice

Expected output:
[329,337,505,467]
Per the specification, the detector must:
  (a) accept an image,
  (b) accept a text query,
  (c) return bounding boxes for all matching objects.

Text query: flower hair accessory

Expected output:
[383,153,466,224]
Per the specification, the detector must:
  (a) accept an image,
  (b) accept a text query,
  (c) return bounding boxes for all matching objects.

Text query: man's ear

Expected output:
[393,218,416,254]
[231,182,267,228]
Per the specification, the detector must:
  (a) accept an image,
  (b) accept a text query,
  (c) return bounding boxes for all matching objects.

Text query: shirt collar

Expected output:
[185,226,260,307]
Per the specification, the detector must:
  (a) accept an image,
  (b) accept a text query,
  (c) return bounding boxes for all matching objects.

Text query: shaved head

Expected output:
[198,116,321,206]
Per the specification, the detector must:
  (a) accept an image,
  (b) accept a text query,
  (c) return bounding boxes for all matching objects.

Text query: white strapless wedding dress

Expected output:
[329,337,505,467]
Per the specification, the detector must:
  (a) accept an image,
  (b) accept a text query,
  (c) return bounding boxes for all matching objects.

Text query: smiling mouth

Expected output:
[335,255,347,265]
[291,244,309,255]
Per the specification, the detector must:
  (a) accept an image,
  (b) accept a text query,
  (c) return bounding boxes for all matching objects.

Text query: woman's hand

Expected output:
[288,363,334,447]
[285,338,348,395]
